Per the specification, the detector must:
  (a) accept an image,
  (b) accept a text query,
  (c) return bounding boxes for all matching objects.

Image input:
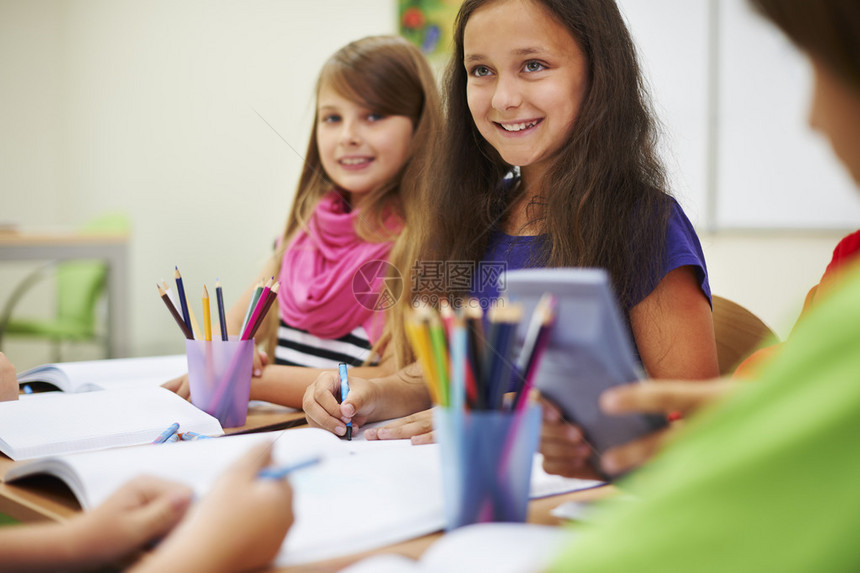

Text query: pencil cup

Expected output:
[434,404,541,530]
[185,338,254,428]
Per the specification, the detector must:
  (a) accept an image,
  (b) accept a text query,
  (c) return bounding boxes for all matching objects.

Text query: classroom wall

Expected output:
[0,0,856,371]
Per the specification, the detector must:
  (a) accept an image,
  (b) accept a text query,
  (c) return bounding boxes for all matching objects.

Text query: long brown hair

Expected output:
[417,0,671,312]
[267,35,442,367]
[750,0,860,90]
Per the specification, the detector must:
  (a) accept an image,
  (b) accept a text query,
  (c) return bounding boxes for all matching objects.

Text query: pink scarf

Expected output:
[278,191,401,342]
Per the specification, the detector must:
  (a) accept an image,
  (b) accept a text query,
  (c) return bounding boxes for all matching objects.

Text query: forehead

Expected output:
[317,83,362,109]
[463,0,578,60]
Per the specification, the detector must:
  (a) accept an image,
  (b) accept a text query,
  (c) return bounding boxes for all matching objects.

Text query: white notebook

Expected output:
[16,354,187,393]
[4,429,442,567]
[0,386,223,460]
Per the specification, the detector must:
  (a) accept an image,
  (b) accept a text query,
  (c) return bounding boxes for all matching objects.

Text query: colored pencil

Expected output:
[428,310,450,407]
[216,279,228,341]
[405,305,441,404]
[512,294,557,411]
[248,281,280,340]
[161,279,180,315]
[202,284,212,341]
[174,267,193,337]
[484,303,523,410]
[239,280,264,336]
[158,283,193,339]
[241,278,273,340]
[152,422,180,444]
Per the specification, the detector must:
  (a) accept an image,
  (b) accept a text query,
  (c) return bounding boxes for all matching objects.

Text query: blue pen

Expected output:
[22,385,33,394]
[257,456,322,480]
[338,362,352,441]
[152,422,180,444]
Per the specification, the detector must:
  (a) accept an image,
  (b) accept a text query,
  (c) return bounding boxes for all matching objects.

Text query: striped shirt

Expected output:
[274,318,378,368]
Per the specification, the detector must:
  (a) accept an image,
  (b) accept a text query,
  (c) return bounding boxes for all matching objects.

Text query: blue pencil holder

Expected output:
[434,404,540,530]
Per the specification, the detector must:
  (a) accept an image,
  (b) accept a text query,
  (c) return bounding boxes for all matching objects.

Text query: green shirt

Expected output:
[550,263,860,573]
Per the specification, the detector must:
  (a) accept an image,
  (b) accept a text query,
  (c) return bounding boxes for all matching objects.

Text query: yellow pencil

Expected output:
[202,284,212,342]
[405,305,441,405]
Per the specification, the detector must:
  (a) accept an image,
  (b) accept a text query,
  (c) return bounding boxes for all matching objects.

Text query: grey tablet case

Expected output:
[504,268,667,475]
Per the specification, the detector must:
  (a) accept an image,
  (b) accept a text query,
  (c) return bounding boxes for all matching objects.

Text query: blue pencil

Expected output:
[174,267,192,337]
[152,422,180,444]
[258,456,322,480]
[179,431,213,441]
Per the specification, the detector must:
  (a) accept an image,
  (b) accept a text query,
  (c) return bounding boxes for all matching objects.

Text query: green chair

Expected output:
[0,213,130,361]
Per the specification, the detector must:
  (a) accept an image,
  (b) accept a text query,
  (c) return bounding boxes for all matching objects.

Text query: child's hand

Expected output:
[364,409,436,444]
[161,374,190,400]
[539,397,602,480]
[302,371,380,436]
[0,352,18,401]
[598,378,734,475]
[70,475,193,567]
[252,348,269,377]
[132,442,294,573]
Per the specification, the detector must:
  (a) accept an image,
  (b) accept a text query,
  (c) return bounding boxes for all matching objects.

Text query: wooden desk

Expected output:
[0,230,130,357]
[0,406,307,523]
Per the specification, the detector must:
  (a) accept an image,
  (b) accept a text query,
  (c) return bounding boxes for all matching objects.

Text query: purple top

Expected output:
[472,199,711,310]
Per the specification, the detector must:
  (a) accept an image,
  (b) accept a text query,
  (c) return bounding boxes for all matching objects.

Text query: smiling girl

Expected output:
[166,36,441,407]
[302,0,719,459]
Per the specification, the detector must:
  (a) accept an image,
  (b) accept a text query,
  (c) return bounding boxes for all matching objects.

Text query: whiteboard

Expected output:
[716,0,860,229]
[619,0,860,230]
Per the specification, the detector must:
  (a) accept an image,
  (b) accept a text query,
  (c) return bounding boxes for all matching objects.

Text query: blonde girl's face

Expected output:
[316,84,415,206]
[463,0,587,185]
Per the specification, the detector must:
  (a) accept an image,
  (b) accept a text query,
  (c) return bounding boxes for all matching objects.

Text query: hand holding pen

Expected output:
[339,363,353,441]
[137,442,295,573]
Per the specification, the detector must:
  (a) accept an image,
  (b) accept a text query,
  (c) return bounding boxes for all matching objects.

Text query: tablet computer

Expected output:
[504,267,667,477]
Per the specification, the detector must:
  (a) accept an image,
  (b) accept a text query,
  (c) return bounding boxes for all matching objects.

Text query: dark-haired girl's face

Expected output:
[463,0,587,184]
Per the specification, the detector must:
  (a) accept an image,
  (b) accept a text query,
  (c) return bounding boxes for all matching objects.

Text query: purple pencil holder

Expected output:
[185,338,254,428]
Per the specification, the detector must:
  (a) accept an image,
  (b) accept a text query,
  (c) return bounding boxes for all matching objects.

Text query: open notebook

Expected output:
[0,386,223,460]
[4,428,601,567]
[16,354,187,393]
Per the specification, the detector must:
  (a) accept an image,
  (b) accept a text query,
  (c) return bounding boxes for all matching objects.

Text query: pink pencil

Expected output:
[248,282,280,340]
[240,280,272,340]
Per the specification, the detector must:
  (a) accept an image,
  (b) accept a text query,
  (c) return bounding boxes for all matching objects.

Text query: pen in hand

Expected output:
[258,456,322,480]
[338,362,353,441]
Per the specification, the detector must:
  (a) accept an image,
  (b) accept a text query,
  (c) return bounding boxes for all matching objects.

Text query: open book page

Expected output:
[339,523,570,573]
[0,386,223,460]
[4,429,343,508]
[530,453,605,498]
[278,443,446,566]
[354,418,604,497]
[16,354,187,392]
[6,429,446,567]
